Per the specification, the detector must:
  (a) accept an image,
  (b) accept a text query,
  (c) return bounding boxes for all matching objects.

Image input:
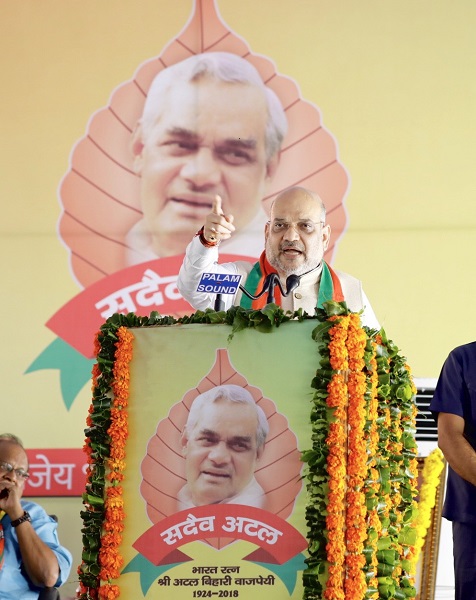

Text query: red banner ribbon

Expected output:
[133,504,308,566]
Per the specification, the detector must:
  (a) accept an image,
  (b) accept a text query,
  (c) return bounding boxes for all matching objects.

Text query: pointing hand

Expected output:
[203,195,235,243]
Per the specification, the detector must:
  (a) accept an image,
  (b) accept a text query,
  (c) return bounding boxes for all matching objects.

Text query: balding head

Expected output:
[270,186,326,223]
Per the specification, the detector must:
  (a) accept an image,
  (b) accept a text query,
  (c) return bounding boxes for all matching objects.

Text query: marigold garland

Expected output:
[412,448,445,567]
[372,335,419,598]
[322,312,373,600]
[303,303,419,600]
[98,326,133,599]
[362,341,380,598]
[77,325,134,600]
[343,314,368,599]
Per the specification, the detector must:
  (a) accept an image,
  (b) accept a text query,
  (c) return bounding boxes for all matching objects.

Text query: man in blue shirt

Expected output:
[0,433,72,598]
[430,342,476,600]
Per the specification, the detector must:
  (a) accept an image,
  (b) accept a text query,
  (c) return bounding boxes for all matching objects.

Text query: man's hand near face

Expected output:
[0,479,24,521]
[203,195,235,244]
[0,441,67,589]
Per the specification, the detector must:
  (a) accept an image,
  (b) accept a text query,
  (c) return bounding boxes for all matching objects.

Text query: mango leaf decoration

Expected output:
[58,0,348,288]
[140,349,302,549]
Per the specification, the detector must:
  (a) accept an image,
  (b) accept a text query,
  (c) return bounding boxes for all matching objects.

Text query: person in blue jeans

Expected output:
[430,341,476,600]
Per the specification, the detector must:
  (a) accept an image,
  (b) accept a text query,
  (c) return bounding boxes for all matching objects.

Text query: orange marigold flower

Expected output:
[101,532,122,547]
[103,520,125,533]
[99,547,123,570]
[324,585,345,600]
[326,513,345,529]
[98,584,120,600]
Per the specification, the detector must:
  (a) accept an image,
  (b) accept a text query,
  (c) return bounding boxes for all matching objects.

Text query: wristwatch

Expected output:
[11,510,31,527]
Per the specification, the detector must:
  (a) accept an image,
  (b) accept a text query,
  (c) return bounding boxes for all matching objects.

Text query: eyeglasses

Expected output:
[268,220,325,235]
[0,460,30,480]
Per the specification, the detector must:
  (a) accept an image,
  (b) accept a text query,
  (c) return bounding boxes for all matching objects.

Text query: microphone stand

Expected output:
[214,294,226,311]
[239,272,302,305]
[213,264,320,310]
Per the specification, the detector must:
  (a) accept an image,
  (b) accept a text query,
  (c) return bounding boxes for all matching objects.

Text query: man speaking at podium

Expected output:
[178,186,379,329]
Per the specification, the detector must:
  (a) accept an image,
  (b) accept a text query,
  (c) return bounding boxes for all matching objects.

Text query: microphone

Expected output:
[285,274,301,295]
[282,263,322,297]
[240,263,322,305]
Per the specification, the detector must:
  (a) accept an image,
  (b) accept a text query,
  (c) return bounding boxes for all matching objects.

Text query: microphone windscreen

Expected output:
[285,274,300,295]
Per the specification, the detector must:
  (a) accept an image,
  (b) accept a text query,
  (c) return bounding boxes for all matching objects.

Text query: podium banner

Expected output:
[77,306,419,600]
[111,319,319,599]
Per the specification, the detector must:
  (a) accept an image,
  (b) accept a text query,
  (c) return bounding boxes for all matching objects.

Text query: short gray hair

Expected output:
[185,384,269,448]
[141,52,287,161]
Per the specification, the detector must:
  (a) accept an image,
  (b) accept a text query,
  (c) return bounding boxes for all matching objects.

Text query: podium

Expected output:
[76,304,428,600]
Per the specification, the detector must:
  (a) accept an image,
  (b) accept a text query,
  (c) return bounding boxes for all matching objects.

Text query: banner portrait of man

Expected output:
[38,0,350,408]
[139,349,304,532]
[119,325,314,599]
[57,0,349,290]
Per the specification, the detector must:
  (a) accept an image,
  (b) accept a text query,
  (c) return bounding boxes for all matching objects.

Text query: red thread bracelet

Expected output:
[196,226,219,248]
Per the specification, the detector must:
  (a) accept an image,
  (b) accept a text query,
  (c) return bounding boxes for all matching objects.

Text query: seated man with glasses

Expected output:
[178,185,379,328]
[0,433,72,599]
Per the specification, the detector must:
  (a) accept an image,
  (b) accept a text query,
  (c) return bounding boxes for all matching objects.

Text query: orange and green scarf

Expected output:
[239,252,344,310]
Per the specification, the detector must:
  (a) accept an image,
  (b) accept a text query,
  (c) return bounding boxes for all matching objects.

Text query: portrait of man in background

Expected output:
[177,384,269,510]
[126,51,287,264]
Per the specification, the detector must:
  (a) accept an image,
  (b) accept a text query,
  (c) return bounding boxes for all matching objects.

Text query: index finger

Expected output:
[212,194,223,215]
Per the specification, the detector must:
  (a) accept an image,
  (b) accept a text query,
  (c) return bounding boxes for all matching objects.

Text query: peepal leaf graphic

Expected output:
[140,349,303,550]
[58,0,349,289]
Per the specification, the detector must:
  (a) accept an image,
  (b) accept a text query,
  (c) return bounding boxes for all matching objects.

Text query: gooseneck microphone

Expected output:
[284,274,301,295]
[240,263,322,305]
